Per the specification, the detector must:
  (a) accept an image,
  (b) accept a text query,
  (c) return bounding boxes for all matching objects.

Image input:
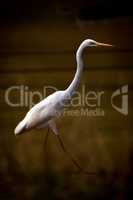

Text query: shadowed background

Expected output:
[0,0,132,199]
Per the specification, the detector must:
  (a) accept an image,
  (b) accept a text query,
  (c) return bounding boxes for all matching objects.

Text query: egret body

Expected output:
[14,39,112,171]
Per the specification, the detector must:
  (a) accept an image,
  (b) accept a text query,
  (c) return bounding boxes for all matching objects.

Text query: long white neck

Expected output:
[65,41,87,97]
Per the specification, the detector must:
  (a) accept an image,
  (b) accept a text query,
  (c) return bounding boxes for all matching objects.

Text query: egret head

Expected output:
[76,39,113,60]
[84,39,113,47]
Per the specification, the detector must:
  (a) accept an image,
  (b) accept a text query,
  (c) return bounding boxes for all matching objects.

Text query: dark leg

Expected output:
[44,127,49,148]
[43,127,49,169]
[47,128,97,176]
[56,134,97,176]
[56,134,83,172]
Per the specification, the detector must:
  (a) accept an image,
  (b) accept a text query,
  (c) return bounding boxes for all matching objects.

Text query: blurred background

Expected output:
[0,0,132,199]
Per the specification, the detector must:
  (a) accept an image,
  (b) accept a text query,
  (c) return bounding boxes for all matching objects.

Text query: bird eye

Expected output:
[89,41,95,46]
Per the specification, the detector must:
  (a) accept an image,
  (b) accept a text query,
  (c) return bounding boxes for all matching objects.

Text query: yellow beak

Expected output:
[96,42,113,47]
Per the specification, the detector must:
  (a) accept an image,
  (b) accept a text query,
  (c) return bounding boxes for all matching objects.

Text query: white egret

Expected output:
[14,39,112,172]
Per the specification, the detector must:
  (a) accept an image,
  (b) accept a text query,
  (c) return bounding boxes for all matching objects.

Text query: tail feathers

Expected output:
[14,120,26,135]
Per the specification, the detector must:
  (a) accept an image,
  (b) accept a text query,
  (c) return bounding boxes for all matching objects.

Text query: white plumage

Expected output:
[14,39,112,172]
